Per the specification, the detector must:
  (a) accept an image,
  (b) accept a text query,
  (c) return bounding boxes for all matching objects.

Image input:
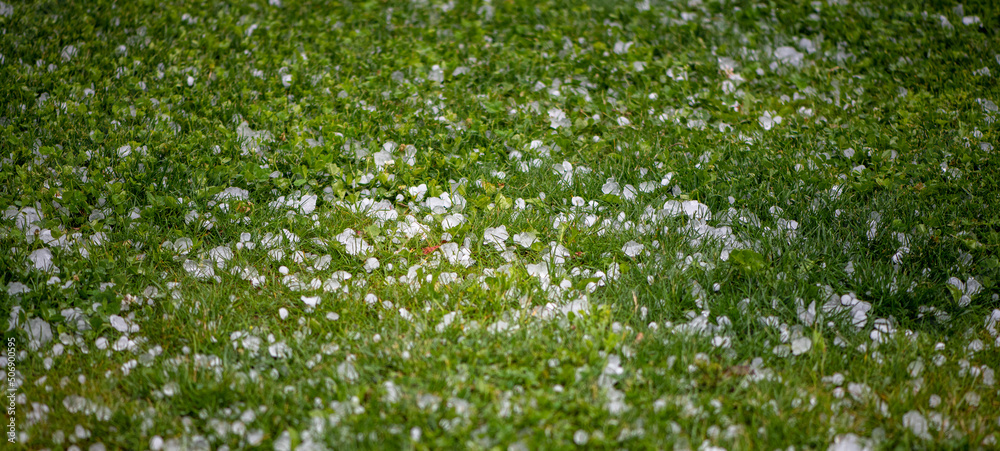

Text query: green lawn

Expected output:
[2,0,999,449]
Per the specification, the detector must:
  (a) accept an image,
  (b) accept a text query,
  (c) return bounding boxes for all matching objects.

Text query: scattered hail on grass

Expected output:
[3,0,998,448]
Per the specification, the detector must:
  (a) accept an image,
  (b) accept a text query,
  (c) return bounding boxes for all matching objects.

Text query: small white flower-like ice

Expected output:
[791,336,812,355]
[109,315,140,334]
[622,241,644,258]
[548,108,570,129]
[759,111,782,130]
[441,213,466,230]
[301,295,321,310]
[483,226,509,251]
[28,248,56,272]
[335,228,373,257]
[513,231,537,248]
[215,187,249,202]
[903,411,931,440]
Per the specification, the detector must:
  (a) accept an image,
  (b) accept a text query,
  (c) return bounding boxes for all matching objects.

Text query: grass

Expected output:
[2,0,999,449]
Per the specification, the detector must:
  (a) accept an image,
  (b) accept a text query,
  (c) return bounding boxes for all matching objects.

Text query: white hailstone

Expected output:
[438,272,459,284]
[986,309,1000,336]
[337,356,358,382]
[525,262,549,282]
[425,192,453,213]
[296,194,317,214]
[552,160,574,185]
[109,315,139,334]
[638,181,659,195]
[622,184,637,201]
[662,200,712,220]
[483,226,509,251]
[774,46,803,67]
[441,213,466,230]
[617,117,631,126]
[573,430,589,445]
[373,150,394,169]
[268,342,292,359]
[281,74,292,87]
[408,184,428,201]
[545,242,571,265]
[791,336,812,355]
[278,308,289,320]
[61,45,77,62]
[982,366,995,386]
[326,312,339,321]
[963,16,981,26]
[613,41,633,54]
[162,382,179,397]
[602,179,621,195]
[428,65,444,83]
[24,317,53,351]
[335,228,373,256]
[622,241,644,258]
[605,386,628,415]
[4,206,43,235]
[870,318,895,344]
[28,248,56,272]
[440,242,475,267]
[301,295,321,309]
[903,411,931,440]
[759,111,782,130]
[310,254,332,271]
[183,259,215,280]
[363,257,380,273]
[436,311,458,333]
[398,308,414,322]
[235,121,273,156]
[410,427,421,442]
[208,246,233,266]
[383,381,402,404]
[548,108,570,129]
[241,335,262,354]
[173,237,194,254]
[513,232,537,248]
[216,187,249,202]
[796,300,816,326]
[908,359,924,378]
[963,391,981,407]
[112,335,136,352]
[829,433,873,451]
[247,430,265,446]
[7,282,30,296]
[948,276,982,308]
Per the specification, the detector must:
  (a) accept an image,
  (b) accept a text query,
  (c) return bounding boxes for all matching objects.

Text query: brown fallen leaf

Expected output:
[723,365,755,377]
